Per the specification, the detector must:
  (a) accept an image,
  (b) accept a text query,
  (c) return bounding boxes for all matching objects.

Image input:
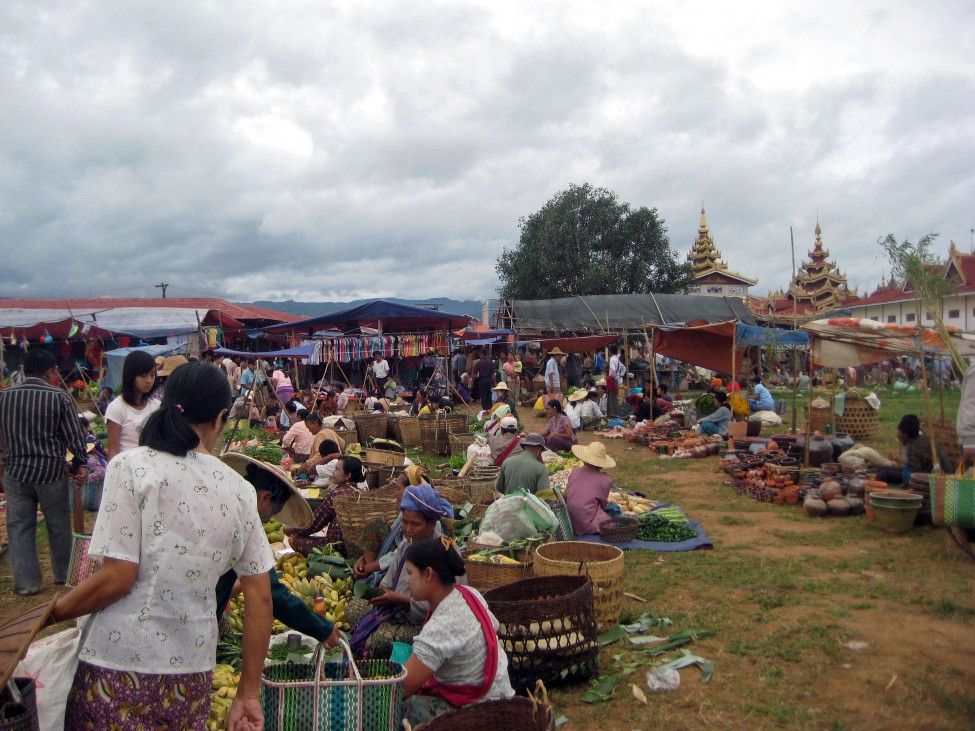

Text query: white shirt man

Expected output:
[544,352,562,393]
[371,356,390,379]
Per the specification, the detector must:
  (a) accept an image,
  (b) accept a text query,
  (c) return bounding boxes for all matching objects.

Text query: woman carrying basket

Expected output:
[51,361,274,731]
[400,537,515,726]
[284,456,364,556]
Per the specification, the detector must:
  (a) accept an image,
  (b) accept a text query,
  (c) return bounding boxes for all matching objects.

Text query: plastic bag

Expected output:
[480,489,559,542]
[16,624,82,730]
[646,666,681,691]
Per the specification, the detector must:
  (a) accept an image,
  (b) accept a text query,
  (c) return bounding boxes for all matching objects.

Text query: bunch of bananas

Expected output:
[275,551,308,579]
[263,518,285,544]
[206,665,240,731]
[225,594,288,635]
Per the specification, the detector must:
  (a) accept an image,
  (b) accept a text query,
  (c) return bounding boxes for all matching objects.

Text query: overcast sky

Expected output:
[2,1,973,305]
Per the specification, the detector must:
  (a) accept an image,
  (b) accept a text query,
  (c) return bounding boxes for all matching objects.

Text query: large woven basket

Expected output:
[483,575,598,692]
[808,405,832,435]
[353,414,389,446]
[448,432,476,455]
[444,412,469,435]
[364,442,406,467]
[391,418,422,448]
[332,487,401,558]
[419,414,449,456]
[463,551,532,592]
[431,481,469,507]
[532,541,625,629]
[414,695,554,731]
[836,396,879,440]
[928,417,961,468]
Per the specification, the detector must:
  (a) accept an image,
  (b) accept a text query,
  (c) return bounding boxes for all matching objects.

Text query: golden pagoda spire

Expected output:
[699,204,708,234]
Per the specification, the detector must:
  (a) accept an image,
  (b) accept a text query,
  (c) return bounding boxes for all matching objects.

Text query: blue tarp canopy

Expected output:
[103,344,184,389]
[213,344,318,359]
[262,300,471,334]
[735,323,810,347]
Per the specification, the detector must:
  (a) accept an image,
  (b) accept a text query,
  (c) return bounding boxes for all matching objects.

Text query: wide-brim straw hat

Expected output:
[220,452,313,529]
[547,347,566,357]
[568,389,588,402]
[571,441,616,469]
[492,382,511,392]
[157,355,189,377]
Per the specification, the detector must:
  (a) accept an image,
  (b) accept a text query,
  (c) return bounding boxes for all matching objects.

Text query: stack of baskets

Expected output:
[332,487,401,558]
[483,575,598,692]
[532,541,625,629]
[353,414,388,447]
[836,394,879,440]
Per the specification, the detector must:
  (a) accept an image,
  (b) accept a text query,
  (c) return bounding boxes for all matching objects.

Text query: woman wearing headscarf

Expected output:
[353,466,435,584]
[346,482,460,658]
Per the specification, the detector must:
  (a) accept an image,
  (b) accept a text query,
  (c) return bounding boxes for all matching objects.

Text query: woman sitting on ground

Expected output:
[345,483,459,658]
[875,414,951,484]
[352,466,447,585]
[540,399,577,451]
[401,538,515,726]
[284,456,365,556]
[565,442,617,535]
[698,391,732,437]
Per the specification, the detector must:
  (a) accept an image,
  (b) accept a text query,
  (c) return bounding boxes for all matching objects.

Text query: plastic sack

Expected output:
[16,624,81,730]
[480,489,559,542]
[646,666,681,691]
[466,441,493,467]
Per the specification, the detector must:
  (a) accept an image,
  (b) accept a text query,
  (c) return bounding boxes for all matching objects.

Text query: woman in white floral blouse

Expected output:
[52,361,274,731]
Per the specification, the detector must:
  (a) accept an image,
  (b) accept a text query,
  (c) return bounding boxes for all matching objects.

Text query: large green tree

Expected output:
[496,183,693,300]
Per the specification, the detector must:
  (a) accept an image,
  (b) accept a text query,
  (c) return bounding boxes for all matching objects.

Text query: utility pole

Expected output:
[155,282,169,299]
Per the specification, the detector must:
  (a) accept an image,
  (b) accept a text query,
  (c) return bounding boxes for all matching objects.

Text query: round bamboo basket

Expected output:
[332,486,400,558]
[836,397,879,440]
[928,417,960,468]
[532,541,625,629]
[353,413,388,446]
[807,405,832,435]
[448,432,476,455]
[419,414,449,456]
[463,551,533,592]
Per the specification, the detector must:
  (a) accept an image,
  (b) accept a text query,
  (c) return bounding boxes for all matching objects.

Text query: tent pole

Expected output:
[647,327,654,395]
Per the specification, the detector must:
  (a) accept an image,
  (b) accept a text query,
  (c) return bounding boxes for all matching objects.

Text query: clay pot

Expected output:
[847,477,866,498]
[831,432,855,460]
[819,479,842,502]
[806,436,834,468]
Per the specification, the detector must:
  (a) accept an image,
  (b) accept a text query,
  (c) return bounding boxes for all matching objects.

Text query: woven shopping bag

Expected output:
[66,484,97,588]
[262,638,405,731]
[929,465,975,529]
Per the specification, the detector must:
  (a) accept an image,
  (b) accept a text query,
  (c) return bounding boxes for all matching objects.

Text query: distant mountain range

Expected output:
[238,297,487,320]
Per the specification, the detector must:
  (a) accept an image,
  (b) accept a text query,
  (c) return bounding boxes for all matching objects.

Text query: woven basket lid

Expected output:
[0,595,57,689]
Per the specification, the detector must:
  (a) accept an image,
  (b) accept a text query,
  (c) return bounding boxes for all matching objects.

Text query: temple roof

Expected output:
[785,221,854,312]
[686,207,758,286]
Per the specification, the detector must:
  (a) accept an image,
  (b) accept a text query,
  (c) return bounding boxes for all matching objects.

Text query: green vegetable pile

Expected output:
[636,508,697,543]
[243,443,283,464]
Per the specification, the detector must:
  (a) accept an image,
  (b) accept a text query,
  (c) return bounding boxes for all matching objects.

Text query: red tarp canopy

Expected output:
[533,334,619,353]
[653,321,745,376]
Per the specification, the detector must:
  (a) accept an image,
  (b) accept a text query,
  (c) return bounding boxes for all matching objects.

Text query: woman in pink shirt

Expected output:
[565,442,617,535]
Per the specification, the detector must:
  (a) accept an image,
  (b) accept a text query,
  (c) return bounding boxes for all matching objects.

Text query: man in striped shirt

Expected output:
[0,349,88,595]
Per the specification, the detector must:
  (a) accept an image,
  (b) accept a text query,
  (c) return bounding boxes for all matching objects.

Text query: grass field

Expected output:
[1,387,972,729]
